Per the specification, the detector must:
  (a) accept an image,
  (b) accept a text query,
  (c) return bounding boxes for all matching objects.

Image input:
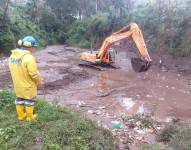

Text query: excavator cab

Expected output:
[108,48,116,63]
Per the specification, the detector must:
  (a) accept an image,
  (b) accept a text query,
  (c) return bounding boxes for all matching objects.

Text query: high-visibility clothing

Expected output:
[8,49,43,99]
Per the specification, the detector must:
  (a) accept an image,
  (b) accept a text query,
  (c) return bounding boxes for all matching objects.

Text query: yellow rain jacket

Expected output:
[8,49,43,99]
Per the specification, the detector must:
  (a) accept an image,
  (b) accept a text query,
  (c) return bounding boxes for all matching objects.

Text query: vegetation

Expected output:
[142,123,191,150]
[0,90,117,149]
[122,114,155,129]
[1,0,191,56]
[141,143,171,150]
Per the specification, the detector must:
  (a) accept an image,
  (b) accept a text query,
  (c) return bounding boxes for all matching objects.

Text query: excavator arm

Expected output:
[80,22,152,72]
[96,22,151,63]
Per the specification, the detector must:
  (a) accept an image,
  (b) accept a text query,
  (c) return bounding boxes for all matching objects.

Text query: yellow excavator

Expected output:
[80,22,152,72]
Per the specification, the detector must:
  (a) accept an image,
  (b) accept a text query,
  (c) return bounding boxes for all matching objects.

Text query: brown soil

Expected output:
[1,45,191,149]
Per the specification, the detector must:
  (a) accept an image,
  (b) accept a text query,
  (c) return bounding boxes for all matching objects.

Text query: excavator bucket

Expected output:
[131,57,151,72]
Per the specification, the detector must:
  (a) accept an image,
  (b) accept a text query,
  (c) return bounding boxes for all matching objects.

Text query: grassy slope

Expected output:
[0,90,117,150]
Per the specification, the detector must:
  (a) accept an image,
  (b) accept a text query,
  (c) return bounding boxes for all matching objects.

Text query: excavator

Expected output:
[80,22,152,72]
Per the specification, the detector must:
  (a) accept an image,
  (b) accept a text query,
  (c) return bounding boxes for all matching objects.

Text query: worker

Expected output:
[8,36,43,121]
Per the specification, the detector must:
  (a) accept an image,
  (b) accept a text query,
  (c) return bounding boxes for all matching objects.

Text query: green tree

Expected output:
[0,9,15,53]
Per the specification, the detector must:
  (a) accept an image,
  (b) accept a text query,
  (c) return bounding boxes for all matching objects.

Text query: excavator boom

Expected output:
[80,22,152,72]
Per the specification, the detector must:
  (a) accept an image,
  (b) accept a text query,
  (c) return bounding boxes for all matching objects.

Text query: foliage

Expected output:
[142,123,191,150]
[157,124,178,143]
[169,124,191,150]
[122,114,155,129]
[0,90,117,150]
[156,123,191,150]
[66,20,89,48]
[0,1,67,54]
[10,8,47,47]
[141,143,171,150]
[67,13,122,49]
[0,10,16,53]
[0,31,16,53]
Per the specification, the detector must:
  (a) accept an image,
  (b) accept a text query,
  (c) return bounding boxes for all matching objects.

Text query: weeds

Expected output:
[141,143,171,150]
[0,90,117,150]
[122,114,155,129]
[157,124,177,143]
[155,123,191,150]
[169,124,191,150]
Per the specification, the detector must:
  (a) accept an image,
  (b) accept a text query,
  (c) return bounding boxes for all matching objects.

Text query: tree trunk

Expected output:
[3,0,9,20]
[96,0,98,13]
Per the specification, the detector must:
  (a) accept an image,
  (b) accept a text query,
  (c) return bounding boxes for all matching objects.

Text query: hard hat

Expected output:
[18,36,38,48]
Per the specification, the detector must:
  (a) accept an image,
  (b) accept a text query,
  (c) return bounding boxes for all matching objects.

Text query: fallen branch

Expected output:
[65,49,77,52]
[48,52,58,56]
[96,89,116,97]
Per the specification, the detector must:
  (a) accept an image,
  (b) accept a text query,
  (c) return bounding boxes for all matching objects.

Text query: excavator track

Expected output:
[78,63,104,71]
[78,63,119,71]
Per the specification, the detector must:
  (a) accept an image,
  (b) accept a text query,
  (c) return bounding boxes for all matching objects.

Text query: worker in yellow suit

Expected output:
[9,36,43,121]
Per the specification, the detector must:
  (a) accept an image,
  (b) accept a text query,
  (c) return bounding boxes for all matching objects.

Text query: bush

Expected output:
[10,10,48,47]
[0,31,16,53]
[67,13,122,49]
[157,125,178,143]
[66,20,89,48]
[0,10,16,53]
[167,21,191,57]
[156,123,191,150]
[169,125,191,150]
[0,4,67,54]
[0,89,15,109]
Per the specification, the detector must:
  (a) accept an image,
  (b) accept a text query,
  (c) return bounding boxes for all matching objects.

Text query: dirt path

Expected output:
[1,45,191,149]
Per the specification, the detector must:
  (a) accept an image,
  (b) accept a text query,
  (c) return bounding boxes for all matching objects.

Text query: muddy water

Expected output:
[1,45,190,122]
[34,45,191,123]
[94,67,191,121]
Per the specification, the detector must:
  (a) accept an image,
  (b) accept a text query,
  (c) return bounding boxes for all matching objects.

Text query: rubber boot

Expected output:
[16,105,26,121]
[26,106,37,121]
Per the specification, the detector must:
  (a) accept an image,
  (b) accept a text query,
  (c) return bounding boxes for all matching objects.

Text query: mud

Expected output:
[1,45,191,149]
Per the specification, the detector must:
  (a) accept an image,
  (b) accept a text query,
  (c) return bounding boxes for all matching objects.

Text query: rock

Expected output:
[135,129,145,134]
[94,110,102,115]
[135,136,144,141]
[146,95,153,98]
[120,112,126,117]
[136,121,141,126]
[87,110,93,114]
[165,117,173,123]
[159,97,165,101]
[78,101,86,106]
[105,113,110,118]
[146,128,155,134]
[99,106,105,109]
